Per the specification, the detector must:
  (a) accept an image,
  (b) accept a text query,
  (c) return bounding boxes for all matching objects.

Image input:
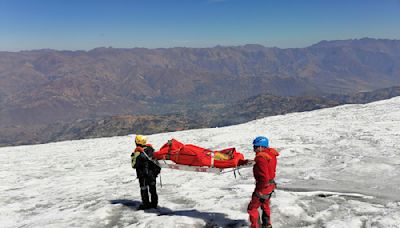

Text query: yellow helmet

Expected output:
[135,135,147,145]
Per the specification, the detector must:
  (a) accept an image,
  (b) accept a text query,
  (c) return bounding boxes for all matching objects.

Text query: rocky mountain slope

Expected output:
[1,38,400,128]
[1,86,399,147]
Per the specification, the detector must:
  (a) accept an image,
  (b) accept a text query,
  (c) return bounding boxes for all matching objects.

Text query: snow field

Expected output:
[1,97,400,227]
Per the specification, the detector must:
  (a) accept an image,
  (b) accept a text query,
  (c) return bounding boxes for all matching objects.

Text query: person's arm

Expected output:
[131,152,140,168]
[131,147,144,169]
[255,157,271,191]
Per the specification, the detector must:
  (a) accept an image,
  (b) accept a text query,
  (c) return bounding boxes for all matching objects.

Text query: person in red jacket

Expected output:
[247,136,279,228]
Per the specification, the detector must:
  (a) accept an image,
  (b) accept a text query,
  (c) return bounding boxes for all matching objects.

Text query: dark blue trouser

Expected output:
[139,176,157,207]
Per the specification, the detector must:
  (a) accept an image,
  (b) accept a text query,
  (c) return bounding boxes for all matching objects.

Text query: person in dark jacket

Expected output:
[131,135,161,210]
[247,136,279,228]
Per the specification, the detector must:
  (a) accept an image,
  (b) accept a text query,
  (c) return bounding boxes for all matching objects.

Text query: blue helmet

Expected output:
[253,136,269,148]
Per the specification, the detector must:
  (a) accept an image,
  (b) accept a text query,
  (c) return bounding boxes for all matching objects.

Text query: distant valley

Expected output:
[0,38,400,146]
[1,86,399,146]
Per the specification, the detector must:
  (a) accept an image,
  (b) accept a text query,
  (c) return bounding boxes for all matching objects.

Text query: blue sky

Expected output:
[0,0,399,51]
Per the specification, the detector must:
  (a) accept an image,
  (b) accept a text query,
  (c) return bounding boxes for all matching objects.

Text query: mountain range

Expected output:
[0,38,400,146]
[1,38,400,126]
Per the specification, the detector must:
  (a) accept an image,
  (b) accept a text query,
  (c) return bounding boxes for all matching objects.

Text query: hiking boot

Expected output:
[262,225,272,228]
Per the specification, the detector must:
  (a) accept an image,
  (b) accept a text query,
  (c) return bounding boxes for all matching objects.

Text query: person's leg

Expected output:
[260,199,271,227]
[247,193,262,228]
[138,177,150,208]
[148,177,158,208]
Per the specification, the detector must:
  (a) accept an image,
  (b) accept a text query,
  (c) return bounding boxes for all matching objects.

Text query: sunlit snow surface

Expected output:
[1,97,400,228]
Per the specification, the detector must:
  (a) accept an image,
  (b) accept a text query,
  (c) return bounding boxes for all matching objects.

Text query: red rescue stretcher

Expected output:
[153,139,254,174]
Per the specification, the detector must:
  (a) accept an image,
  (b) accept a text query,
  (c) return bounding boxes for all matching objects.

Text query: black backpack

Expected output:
[144,146,161,177]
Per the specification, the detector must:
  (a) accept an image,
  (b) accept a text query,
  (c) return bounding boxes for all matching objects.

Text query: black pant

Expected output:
[138,176,158,207]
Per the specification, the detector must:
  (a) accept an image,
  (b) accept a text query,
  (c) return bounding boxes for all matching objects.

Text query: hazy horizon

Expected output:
[0,37,398,53]
[1,0,400,52]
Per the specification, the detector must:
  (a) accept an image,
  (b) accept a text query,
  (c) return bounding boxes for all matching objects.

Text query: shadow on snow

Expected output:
[110,199,248,228]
